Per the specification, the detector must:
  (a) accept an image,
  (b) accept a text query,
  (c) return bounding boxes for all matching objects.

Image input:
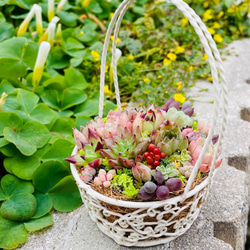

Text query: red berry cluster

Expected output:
[143,144,166,169]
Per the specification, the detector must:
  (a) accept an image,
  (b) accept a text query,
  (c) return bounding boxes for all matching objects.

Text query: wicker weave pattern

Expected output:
[78,183,209,246]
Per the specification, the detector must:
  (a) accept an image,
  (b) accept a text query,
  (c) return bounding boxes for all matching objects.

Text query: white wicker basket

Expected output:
[70,0,228,247]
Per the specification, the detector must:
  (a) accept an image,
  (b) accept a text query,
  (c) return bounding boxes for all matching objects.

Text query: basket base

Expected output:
[78,183,209,247]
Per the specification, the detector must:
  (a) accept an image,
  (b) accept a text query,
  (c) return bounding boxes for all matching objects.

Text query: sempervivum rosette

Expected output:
[66,98,222,200]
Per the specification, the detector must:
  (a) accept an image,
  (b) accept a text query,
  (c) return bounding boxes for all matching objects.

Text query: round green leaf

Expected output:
[42,138,75,164]
[0,37,26,59]
[0,215,27,249]
[61,88,87,110]
[0,79,15,94]
[0,143,19,158]
[1,174,34,196]
[0,112,23,136]
[32,160,70,194]
[58,11,79,27]
[1,193,37,221]
[16,89,39,114]
[47,47,69,69]
[65,68,87,89]
[24,213,53,232]
[74,99,99,117]
[22,41,39,69]
[3,120,51,156]
[40,89,60,110]
[50,117,75,137]
[0,58,27,79]
[4,153,40,180]
[0,188,6,201]
[64,37,84,50]
[0,137,9,148]
[30,103,58,125]
[0,22,15,42]
[103,100,117,117]
[32,192,52,219]
[49,175,82,212]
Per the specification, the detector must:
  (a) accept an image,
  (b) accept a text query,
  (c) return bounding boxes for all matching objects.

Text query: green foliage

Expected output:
[0,0,249,248]
[111,169,139,198]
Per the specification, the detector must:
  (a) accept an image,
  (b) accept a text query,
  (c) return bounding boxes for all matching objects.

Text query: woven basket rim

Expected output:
[70,146,214,209]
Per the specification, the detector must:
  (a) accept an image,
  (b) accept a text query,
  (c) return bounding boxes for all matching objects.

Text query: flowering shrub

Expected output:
[66,98,222,200]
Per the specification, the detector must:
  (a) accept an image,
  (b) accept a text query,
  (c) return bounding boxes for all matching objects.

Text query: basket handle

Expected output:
[99,0,133,118]
[98,0,228,198]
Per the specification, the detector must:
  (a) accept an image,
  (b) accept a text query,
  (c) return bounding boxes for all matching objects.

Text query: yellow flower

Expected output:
[163,58,171,66]
[207,76,213,82]
[127,55,134,60]
[188,65,194,71]
[158,74,162,79]
[115,106,123,111]
[110,35,121,44]
[207,27,215,35]
[213,22,221,29]
[91,50,100,62]
[174,93,186,103]
[203,9,213,21]
[167,52,177,61]
[227,5,236,14]
[203,2,209,8]
[110,12,114,19]
[105,65,108,73]
[218,11,224,18]
[139,102,143,106]
[214,34,223,43]
[143,77,150,83]
[174,161,181,168]
[176,81,182,91]
[176,46,185,54]
[202,53,208,60]
[82,0,91,8]
[181,18,188,27]
[104,85,113,95]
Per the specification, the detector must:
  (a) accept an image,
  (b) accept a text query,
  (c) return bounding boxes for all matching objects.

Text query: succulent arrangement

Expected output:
[66,98,222,200]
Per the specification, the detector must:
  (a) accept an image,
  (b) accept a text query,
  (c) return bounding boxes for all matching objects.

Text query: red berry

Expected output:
[154,154,161,161]
[148,144,156,152]
[144,152,149,158]
[146,156,153,164]
[147,164,154,170]
[153,160,160,166]
[153,148,160,155]
[160,152,166,159]
[149,152,154,157]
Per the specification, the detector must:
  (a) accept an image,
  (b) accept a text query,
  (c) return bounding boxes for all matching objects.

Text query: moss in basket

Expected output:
[66,98,222,200]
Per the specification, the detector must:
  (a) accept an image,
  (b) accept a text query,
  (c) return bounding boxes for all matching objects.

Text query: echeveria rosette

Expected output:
[161,98,194,117]
[100,125,148,169]
[152,163,179,181]
[169,149,192,164]
[165,107,194,128]
[85,109,135,139]
[65,128,103,168]
[151,121,189,156]
[132,106,166,135]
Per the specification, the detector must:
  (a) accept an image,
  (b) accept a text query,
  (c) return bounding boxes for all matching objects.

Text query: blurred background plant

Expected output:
[0,0,249,248]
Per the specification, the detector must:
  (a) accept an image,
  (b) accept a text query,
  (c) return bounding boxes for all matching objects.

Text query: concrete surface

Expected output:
[18,39,250,250]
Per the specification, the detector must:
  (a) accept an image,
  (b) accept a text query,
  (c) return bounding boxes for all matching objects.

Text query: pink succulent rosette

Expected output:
[65,98,222,201]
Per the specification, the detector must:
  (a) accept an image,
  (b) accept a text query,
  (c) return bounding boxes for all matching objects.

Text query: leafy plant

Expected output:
[0,0,249,248]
